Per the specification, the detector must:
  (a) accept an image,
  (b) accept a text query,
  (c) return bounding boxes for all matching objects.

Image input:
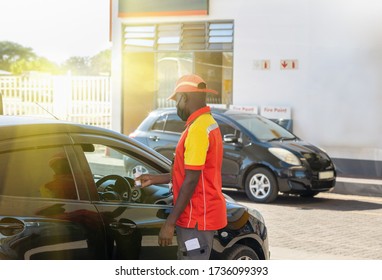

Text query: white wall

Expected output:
[112,0,382,162]
[213,0,382,161]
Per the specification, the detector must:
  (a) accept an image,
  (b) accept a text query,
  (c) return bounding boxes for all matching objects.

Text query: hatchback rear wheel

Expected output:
[245,167,278,203]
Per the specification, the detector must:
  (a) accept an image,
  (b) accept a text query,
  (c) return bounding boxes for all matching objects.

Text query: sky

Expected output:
[0,0,111,64]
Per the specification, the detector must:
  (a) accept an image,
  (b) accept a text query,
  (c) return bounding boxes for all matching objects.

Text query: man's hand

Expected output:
[136,174,153,188]
[158,221,175,246]
[136,173,171,188]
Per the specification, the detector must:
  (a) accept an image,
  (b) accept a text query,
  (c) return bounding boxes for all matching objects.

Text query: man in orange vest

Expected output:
[138,74,227,260]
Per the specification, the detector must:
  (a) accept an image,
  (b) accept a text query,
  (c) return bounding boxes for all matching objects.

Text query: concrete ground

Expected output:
[226,190,382,260]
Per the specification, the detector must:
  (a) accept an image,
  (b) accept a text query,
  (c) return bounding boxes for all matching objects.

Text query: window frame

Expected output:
[70,132,171,203]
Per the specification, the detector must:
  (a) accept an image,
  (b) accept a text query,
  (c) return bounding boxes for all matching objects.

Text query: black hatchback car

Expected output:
[0,115,269,260]
[130,108,336,203]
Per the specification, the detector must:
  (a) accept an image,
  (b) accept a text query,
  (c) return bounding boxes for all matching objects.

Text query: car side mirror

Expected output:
[156,208,171,219]
[223,134,239,143]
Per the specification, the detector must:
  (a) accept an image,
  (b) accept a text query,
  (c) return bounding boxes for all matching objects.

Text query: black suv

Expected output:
[0,115,269,260]
[130,108,337,203]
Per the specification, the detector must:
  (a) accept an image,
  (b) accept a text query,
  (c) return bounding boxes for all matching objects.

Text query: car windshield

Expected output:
[225,113,296,142]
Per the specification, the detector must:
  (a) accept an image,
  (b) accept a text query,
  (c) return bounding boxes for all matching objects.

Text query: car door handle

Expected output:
[0,219,25,236]
[120,222,137,229]
[0,223,24,230]
[149,135,160,141]
[109,221,137,229]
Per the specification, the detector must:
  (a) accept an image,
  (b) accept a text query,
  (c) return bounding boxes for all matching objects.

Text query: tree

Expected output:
[0,41,37,71]
[89,49,111,75]
[10,57,61,75]
[62,49,111,76]
[61,56,91,75]
[1,40,111,76]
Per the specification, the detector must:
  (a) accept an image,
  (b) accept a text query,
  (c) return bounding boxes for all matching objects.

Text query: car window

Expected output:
[83,144,160,178]
[227,113,295,142]
[0,147,78,200]
[164,113,185,133]
[83,144,162,202]
[217,119,237,136]
[151,115,166,131]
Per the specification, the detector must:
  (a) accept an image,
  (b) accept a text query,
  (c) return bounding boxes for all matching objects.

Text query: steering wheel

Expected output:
[96,175,133,202]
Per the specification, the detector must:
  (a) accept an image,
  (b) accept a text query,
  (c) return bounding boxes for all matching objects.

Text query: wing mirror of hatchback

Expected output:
[156,208,171,219]
[223,134,239,143]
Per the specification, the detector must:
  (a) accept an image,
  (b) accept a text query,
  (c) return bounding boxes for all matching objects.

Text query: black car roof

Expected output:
[0,115,172,169]
[0,115,122,141]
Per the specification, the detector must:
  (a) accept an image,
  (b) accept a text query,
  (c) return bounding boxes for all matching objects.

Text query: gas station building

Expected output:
[110,0,382,195]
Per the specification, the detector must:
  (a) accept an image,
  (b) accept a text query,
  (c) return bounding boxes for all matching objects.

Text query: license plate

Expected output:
[319,171,334,180]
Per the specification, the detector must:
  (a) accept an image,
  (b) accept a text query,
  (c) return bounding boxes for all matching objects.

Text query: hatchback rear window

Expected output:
[151,115,166,131]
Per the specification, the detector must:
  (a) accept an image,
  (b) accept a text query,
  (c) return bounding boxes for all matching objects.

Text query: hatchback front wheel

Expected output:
[244,167,278,203]
[222,244,259,260]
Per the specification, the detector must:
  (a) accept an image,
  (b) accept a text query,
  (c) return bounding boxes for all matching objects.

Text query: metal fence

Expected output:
[0,75,111,129]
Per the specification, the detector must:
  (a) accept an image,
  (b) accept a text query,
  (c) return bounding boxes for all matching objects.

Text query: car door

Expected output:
[0,135,106,260]
[71,134,178,259]
[215,117,248,187]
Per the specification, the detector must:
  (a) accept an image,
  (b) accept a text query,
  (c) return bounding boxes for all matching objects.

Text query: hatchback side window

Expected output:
[217,120,243,144]
[164,114,185,134]
[0,147,78,199]
[217,120,240,137]
[83,144,161,203]
[218,121,237,136]
[151,115,166,131]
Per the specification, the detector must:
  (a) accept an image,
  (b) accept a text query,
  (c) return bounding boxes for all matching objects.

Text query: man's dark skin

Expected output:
[138,91,207,246]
